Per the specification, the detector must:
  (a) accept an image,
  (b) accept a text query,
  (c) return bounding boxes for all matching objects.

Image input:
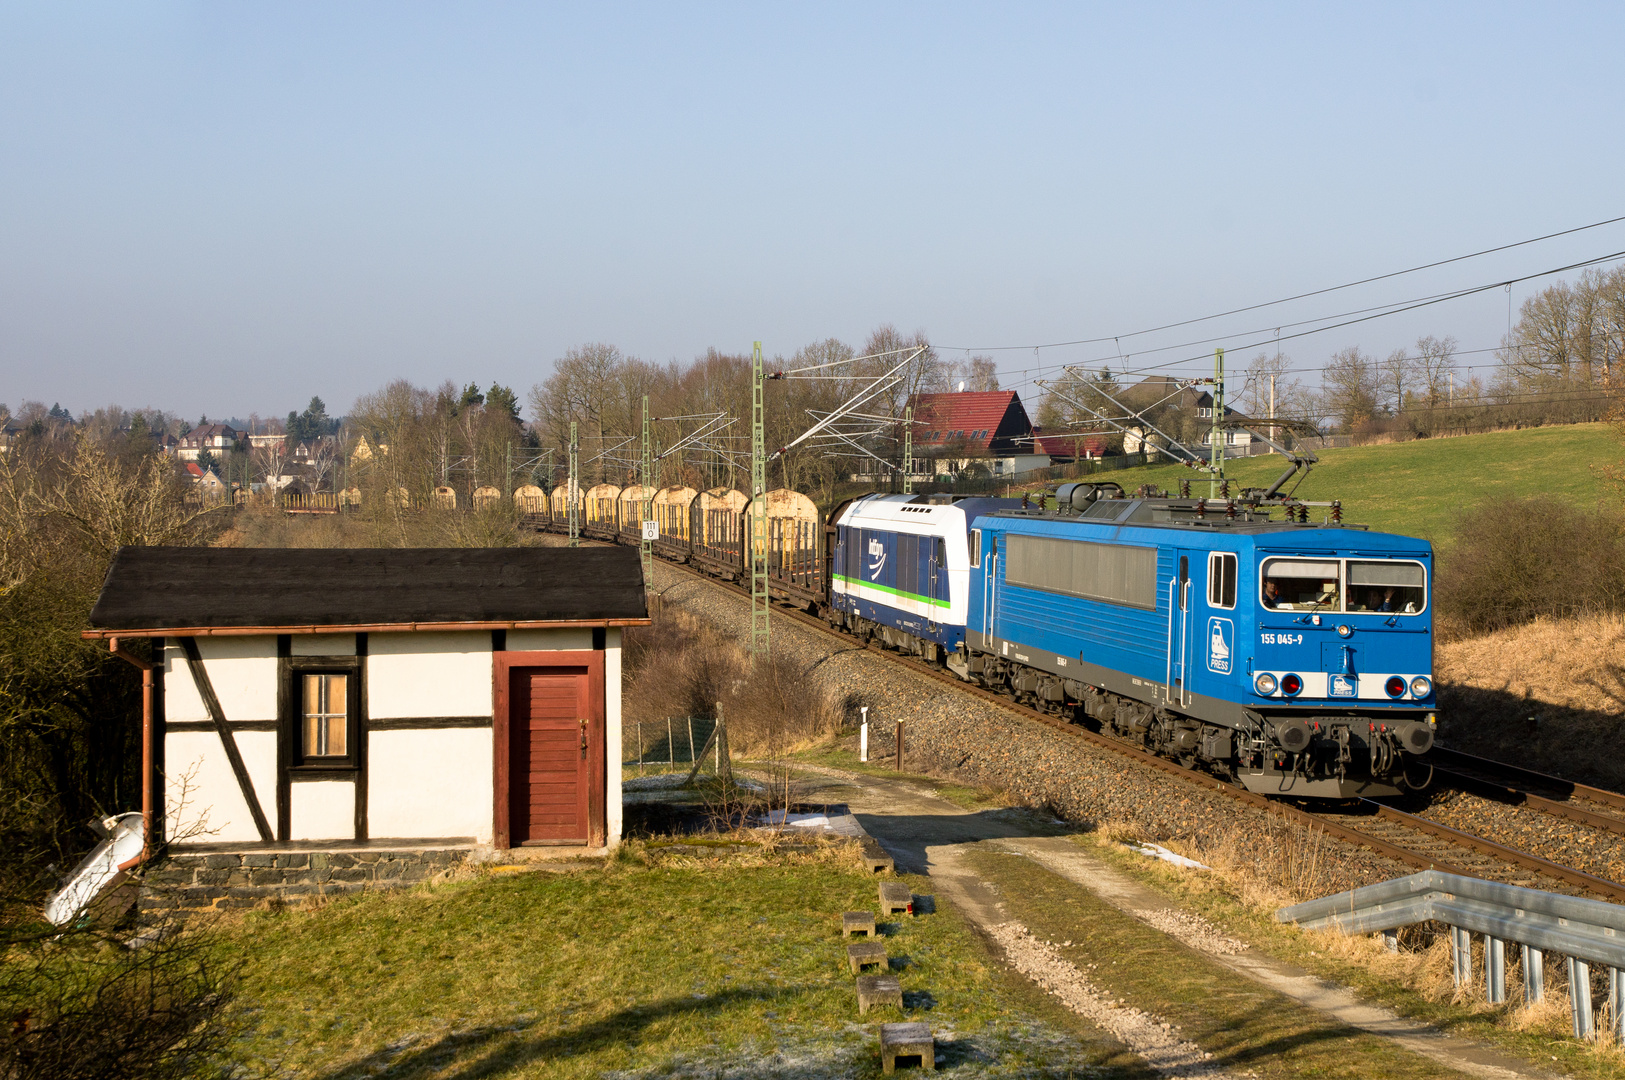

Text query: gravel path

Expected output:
[986,921,1232,1079]
[650,561,1407,896]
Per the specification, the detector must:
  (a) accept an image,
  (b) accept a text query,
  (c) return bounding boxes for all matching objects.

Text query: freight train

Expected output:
[530,476,1436,798]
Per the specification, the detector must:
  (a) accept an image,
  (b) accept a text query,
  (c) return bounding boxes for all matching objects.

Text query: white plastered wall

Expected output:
[290,780,354,840]
[164,730,276,843]
[368,729,492,841]
[163,638,278,844]
[507,628,593,651]
[368,631,492,719]
[367,630,495,843]
[605,629,623,847]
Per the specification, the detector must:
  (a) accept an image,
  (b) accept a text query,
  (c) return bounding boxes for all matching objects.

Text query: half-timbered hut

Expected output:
[85,547,649,870]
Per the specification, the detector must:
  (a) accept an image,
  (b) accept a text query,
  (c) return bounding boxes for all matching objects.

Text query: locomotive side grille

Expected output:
[1005,535,1158,611]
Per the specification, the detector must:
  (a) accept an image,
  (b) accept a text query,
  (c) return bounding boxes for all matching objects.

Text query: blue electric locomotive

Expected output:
[961,483,1436,797]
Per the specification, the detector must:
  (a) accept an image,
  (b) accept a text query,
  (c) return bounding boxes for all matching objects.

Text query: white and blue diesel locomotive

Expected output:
[828,485,1436,798]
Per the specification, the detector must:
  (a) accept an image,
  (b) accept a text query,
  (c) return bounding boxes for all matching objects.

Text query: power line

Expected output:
[938,212,1625,353]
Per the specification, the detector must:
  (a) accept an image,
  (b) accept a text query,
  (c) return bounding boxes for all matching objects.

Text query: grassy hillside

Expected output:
[1095,422,1621,549]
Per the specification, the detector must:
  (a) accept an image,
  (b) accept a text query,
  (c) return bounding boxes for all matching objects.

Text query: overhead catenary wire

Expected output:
[937,212,1625,354]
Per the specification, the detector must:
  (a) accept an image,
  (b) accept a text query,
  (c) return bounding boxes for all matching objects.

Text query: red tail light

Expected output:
[1281,673,1302,696]
[1385,676,1406,698]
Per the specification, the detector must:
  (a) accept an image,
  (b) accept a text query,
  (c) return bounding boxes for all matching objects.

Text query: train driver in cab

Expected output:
[1263,579,1283,608]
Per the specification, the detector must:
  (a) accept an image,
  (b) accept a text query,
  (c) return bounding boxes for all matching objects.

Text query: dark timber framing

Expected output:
[278,647,367,842]
[178,637,273,842]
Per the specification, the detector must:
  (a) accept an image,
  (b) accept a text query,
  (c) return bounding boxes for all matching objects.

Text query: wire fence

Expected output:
[623,716,720,773]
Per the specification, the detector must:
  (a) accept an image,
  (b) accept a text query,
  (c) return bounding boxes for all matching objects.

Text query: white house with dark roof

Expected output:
[85,547,649,866]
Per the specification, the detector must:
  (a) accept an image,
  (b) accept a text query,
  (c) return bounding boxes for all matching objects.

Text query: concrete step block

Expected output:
[856,973,904,1015]
[842,910,877,938]
[880,1021,934,1073]
[847,940,888,973]
[878,881,913,914]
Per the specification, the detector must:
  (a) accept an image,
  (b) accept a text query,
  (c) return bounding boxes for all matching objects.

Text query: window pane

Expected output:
[301,673,348,758]
[1347,561,1426,614]
[1262,558,1341,611]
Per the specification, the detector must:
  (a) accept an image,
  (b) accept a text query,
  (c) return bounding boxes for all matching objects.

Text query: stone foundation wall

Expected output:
[140,848,471,912]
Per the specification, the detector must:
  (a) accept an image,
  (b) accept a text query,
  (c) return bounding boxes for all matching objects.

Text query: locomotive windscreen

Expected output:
[1005,535,1157,610]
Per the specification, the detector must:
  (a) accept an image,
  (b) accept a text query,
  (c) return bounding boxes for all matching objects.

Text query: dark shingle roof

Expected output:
[88,546,647,632]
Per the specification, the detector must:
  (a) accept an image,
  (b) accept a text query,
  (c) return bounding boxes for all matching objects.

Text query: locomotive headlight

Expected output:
[1281,673,1303,696]
[1254,673,1278,696]
[1410,676,1432,698]
[1336,624,1352,638]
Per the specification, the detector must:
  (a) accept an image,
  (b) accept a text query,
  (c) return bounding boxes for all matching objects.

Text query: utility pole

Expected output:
[750,342,770,657]
[1268,372,1277,445]
[1210,348,1225,498]
[567,421,580,547]
[640,395,653,589]
[1449,370,1455,406]
[902,405,913,495]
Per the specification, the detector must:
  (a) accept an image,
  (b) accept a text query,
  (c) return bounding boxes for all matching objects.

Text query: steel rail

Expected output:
[539,521,1624,898]
[1428,745,1625,813]
[1357,799,1625,901]
[1431,766,1625,837]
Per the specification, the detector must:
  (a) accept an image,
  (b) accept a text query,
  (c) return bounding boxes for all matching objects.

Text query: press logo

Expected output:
[866,537,887,579]
[1206,617,1233,675]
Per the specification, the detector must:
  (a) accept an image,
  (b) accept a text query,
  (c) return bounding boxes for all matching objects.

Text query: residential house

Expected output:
[177,423,242,462]
[1116,377,1260,458]
[184,462,229,496]
[906,390,1050,477]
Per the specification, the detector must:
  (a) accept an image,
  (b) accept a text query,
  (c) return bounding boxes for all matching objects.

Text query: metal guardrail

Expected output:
[1278,869,1625,1040]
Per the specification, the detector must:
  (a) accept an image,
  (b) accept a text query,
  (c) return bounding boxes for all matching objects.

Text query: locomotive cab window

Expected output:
[1347,561,1426,614]
[1207,552,1237,609]
[969,529,981,568]
[1261,558,1341,611]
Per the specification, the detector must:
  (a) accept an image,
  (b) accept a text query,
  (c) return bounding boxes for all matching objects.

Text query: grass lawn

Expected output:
[217,847,1144,1078]
[1071,422,1621,550]
[1062,834,1620,1080]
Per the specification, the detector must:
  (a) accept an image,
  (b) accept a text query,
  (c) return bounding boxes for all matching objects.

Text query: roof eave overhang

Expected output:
[82,617,652,640]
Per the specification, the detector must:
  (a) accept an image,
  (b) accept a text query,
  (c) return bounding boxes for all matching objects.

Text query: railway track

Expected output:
[546,525,1625,902]
[1427,745,1625,836]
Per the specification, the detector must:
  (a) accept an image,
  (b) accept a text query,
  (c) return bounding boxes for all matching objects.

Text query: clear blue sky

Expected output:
[3,2,1623,422]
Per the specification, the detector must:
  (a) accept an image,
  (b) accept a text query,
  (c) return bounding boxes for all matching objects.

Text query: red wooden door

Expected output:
[509,667,591,844]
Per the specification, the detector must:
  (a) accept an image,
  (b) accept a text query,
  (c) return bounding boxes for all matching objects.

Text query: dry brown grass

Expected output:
[621,597,840,758]
[221,502,535,548]
[1436,612,1625,787]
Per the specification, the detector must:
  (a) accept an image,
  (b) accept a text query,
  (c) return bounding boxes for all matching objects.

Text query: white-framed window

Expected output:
[969,529,982,568]
[1207,552,1237,609]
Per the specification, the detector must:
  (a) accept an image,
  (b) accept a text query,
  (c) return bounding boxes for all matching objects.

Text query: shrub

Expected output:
[622,599,838,756]
[1436,496,1625,632]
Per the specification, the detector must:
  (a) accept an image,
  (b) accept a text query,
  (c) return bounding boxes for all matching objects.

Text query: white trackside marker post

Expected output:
[860,706,869,763]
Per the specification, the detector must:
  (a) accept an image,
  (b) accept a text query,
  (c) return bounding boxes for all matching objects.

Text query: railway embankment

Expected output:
[1435,613,1625,791]
[647,561,1407,900]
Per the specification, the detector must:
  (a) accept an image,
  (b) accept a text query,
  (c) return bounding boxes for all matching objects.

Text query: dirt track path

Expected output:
[800,765,1553,1080]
